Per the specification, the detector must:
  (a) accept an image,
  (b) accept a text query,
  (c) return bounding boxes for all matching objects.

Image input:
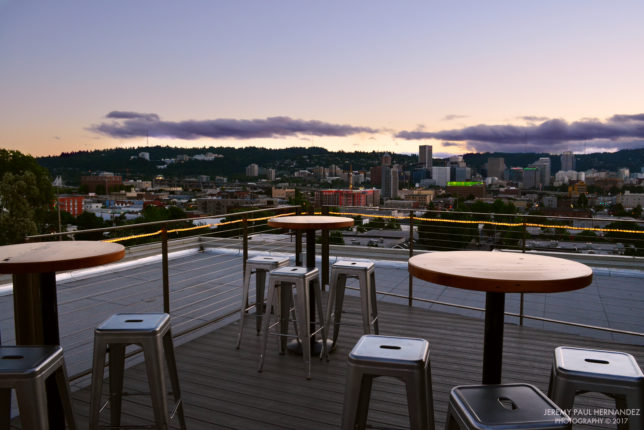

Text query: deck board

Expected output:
[10,294,641,430]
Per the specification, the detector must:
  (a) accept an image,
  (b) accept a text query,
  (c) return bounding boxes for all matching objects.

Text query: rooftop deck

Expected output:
[11,295,641,429]
[2,246,643,428]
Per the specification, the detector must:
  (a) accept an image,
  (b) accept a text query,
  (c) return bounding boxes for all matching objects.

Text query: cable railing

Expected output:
[10,204,643,383]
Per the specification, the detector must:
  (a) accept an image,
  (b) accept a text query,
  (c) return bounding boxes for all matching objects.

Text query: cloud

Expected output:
[518,115,550,122]
[443,114,468,121]
[441,141,461,147]
[396,114,644,153]
[91,112,379,140]
[105,111,160,121]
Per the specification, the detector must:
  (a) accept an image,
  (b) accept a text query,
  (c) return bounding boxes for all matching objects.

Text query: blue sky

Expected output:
[1,0,644,157]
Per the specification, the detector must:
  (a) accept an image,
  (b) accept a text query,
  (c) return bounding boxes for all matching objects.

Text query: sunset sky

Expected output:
[1,1,644,158]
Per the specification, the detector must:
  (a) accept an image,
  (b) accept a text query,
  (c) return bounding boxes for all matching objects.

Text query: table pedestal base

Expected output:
[482,292,505,385]
[286,339,333,356]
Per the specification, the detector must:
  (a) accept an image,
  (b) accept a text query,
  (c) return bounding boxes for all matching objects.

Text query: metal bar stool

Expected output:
[326,260,379,348]
[342,335,434,430]
[237,255,289,349]
[548,346,644,430]
[258,266,328,380]
[89,313,186,430]
[0,345,76,430]
[446,383,571,429]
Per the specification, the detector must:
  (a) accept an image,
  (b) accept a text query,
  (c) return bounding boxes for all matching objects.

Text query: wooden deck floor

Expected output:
[12,295,644,429]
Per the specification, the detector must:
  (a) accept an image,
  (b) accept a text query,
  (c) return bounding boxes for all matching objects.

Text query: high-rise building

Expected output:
[531,157,551,186]
[522,167,540,189]
[486,157,506,179]
[381,166,398,199]
[419,145,432,169]
[382,153,392,167]
[560,151,575,171]
[431,167,451,187]
[266,168,276,181]
[245,163,259,177]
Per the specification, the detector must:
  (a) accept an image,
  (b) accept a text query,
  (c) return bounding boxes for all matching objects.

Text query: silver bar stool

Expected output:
[258,266,328,380]
[342,335,434,430]
[446,383,571,429]
[89,313,186,430]
[326,260,379,348]
[548,346,644,430]
[237,255,289,349]
[0,345,76,430]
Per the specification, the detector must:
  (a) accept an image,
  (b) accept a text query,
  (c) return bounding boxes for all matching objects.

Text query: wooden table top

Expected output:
[268,215,354,230]
[0,241,125,274]
[408,251,593,293]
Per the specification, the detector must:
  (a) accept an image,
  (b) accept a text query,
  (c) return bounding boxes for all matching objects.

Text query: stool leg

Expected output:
[258,280,278,372]
[444,402,460,430]
[358,271,370,334]
[256,269,267,334]
[342,367,372,430]
[355,374,373,429]
[333,274,348,346]
[0,388,10,430]
[55,359,77,430]
[404,371,432,430]
[143,337,169,430]
[325,269,339,348]
[369,270,379,334]
[313,278,328,362]
[236,264,253,349]
[15,379,49,430]
[163,331,187,430]
[549,373,577,412]
[279,282,291,355]
[294,280,311,379]
[89,338,108,430]
[108,343,126,428]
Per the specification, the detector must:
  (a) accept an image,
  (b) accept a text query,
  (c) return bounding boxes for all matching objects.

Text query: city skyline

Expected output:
[2,1,644,158]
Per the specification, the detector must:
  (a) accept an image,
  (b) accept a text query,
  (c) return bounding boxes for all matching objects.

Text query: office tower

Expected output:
[431,167,451,187]
[245,163,259,177]
[560,151,575,171]
[419,145,432,169]
[486,157,506,179]
[382,166,398,199]
[382,153,392,166]
[531,157,551,186]
[522,167,540,189]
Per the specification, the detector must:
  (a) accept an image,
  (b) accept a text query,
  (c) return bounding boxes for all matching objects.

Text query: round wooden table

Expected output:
[0,240,125,427]
[408,250,593,384]
[268,215,354,353]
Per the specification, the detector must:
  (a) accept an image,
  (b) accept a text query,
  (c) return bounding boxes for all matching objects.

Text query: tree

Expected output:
[0,172,40,244]
[0,149,54,242]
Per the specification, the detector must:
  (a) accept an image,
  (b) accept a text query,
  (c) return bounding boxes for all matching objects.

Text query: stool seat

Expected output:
[333,260,374,270]
[246,255,290,269]
[447,384,570,430]
[349,335,428,367]
[548,346,644,430]
[97,313,169,334]
[270,266,313,277]
[342,335,434,430]
[327,260,379,347]
[0,345,76,429]
[237,255,290,349]
[89,313,186,430]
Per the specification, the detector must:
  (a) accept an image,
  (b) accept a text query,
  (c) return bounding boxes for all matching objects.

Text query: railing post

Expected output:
[243,216,249,309]
[408,212,414,307]
[162,224,170,314]
[519,216,527,326]
[321,206,329,290]
[295,207,302,266]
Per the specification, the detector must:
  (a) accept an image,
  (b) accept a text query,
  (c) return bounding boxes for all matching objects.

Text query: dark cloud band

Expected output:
[397,114,644,152]
[91,113,378,140]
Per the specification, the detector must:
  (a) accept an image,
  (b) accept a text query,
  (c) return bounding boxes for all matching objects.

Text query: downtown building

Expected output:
[315,189,381,207]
